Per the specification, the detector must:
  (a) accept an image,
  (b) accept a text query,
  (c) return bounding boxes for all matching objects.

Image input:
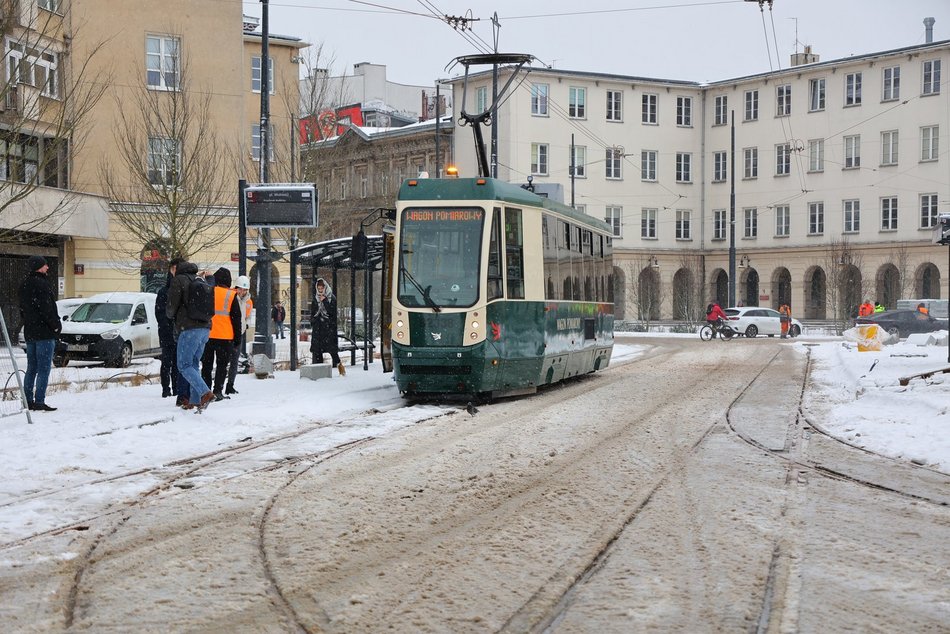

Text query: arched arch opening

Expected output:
[637,267,661,320]
[771,267,791,309]
[612,265,626,319]
[804,266,826,319]
[875,263,901,310]
[839,264,862,319]
[741,268,759,307]
[672,267,697,320]
[916,262,941,299]
[711,269,729,307]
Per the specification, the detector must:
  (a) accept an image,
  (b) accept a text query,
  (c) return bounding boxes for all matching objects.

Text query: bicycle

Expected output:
[699,319,738,341]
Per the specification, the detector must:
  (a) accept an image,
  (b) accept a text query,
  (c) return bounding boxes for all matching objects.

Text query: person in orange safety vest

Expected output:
[858,299,874,317]
[201,267,242,401]
[779,303,792,338]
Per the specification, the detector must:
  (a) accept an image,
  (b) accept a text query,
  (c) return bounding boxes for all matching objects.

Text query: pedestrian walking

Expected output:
[166,261,214,410]
[271,301,286,339]
[155,257,184,399]
[225,275,252,395]
[779,303,792,338]
[310,278,345,375]
[201,268,242,401]
[17,255,61,411]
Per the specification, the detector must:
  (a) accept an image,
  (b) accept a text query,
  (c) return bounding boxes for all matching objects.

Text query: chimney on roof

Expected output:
[243,14,260,33]
[924,17,935,44]
[791,44,819,67]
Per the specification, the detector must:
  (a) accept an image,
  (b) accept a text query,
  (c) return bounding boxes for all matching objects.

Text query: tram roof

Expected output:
[397,177,613,234]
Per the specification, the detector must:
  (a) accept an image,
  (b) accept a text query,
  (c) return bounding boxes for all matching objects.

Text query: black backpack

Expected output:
[185,275,215,322]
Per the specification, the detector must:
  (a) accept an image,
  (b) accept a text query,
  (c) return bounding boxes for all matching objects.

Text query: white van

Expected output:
[55,292,161,367]
[895,299,948,319]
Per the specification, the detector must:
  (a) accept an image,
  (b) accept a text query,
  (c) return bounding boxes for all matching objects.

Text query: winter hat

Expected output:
[27,255,47,272]
[235,275,250,289]
[213,267,232,287]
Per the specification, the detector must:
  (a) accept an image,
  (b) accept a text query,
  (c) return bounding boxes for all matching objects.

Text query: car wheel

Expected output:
[115,343,133,368]
[887,326,900,338]
[745,325,758,338]
[53,354,69,368]
[790,324,801,337]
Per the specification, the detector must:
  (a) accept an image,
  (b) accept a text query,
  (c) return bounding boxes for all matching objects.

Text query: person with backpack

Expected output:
[166,261,214,411]
[201,267,242,401]
[155,257,184,399]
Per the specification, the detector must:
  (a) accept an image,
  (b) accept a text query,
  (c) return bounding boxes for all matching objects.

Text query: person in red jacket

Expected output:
[706,302,728,338]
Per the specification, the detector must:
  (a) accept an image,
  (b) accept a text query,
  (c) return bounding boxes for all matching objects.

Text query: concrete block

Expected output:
[300,363,332,380]
[252,354,274,378]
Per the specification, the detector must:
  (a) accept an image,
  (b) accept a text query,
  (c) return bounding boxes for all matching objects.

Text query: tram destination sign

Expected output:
[244,184,318,228]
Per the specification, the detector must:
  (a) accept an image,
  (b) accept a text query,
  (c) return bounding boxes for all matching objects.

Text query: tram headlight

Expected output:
[470,332,477,340]
[471,321,479,329]
[396,331,404,339]
[396,319,404,328]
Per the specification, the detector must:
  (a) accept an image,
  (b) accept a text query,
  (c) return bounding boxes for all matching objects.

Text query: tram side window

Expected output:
[558,219,571,300]
[487,208,503,300]
[542,214,559,299]
[605,236,614,303]
[571,225,582,300]
[582,229,593,301]
[505,208,524,299]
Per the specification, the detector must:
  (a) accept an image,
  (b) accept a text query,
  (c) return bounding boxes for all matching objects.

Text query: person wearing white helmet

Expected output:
[226,275,253,395]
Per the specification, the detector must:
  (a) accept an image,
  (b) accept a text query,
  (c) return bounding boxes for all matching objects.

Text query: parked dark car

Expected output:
[855,309,948,338]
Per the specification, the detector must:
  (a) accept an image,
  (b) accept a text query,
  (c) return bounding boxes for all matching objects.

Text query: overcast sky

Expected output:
[247,0,950,87]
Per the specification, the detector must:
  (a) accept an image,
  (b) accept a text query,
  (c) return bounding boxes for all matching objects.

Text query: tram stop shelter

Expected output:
[289,233,390,372]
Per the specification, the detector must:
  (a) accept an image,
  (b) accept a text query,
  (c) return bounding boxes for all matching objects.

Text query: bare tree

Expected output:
[628,256,665,331]
[672,251,704,327]
[99,53,235,262]
[0,4,109,240]
[824,239,868,334]
[892,242,913,301]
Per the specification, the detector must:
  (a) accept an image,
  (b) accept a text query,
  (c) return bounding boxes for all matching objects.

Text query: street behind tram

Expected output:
[1,336,948,632]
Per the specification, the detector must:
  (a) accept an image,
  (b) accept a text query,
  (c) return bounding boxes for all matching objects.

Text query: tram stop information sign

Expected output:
[244,183,318,228]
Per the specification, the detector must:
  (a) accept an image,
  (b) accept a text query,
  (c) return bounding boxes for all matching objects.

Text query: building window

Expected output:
[569,86,586,118]
[605,147,622,179]
[475,86,488,114]
[38,0,59,10]
[676,96,692,126]
[675,209,691,240]
[607,90,623,121]
[808,139,824,172]
[775,204,790,237]
[713,209,727,240]
[921,125,939,161]
[809,78,825,111]
[6,41,59,98]
[843,199,860,233]
[530,83,549,115]
[880,196,898,231]
[881,130,899,166]
[844,135,861,168]
[776,84,791,116]
[641,150,657,181]
[744,89,758,121]
[146,35,179,90]
[744,147,758,179]
[883,66,900,101]
[845,72,862,106]
[641,93,657,124]
[713,151,727,182]
[920,193,939,228]
[251,124,274,161]
[605,206,622,237]
[1,135,38,183]
[147,137,180,186]
[809,202,824,235]
[775,143,791,176]
[714,95,728,126]
[570,145,586,178]
[744,207,757,238]
[641,208,657,239]
[531,142,549,175]
[251,56,274,94]
[675,152,691,183]
[923,59,941,95]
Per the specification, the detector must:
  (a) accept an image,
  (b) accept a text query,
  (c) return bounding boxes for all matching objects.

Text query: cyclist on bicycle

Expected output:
[705,302,728,338]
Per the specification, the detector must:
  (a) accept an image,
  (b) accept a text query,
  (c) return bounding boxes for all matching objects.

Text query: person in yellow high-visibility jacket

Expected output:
[201,268,242,400]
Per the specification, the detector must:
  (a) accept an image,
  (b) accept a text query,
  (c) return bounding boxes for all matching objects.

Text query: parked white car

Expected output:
[55,292,161,367]
[724,306,803,338]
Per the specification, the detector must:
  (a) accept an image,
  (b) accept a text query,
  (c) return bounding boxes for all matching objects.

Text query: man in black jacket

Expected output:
[155,257,184,400]
[165,260,214,410]
[18,255,61,411]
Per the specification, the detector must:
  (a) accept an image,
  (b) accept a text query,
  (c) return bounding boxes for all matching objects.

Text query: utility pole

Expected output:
[570,133,576,208]
[729,110,736,307]
[490,12,500,179]
[434,82,441,177]
[252,0,276,358]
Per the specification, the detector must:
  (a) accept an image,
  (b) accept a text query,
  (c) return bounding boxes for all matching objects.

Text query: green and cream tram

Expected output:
[390,176,614,398]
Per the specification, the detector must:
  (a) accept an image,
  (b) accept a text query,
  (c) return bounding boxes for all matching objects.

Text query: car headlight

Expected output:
[100,329,120,340]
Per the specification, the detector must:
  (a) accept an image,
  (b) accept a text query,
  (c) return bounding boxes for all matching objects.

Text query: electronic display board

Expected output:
[244,184,318,228]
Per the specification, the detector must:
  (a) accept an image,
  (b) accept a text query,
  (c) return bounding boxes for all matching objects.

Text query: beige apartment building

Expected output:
[0,0,306,330]
[450,32,950,322]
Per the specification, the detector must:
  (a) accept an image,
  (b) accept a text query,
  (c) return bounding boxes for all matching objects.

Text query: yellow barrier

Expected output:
[856,324,881,352]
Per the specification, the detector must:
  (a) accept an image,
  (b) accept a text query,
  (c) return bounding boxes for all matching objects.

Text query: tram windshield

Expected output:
[398,207,484,309]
